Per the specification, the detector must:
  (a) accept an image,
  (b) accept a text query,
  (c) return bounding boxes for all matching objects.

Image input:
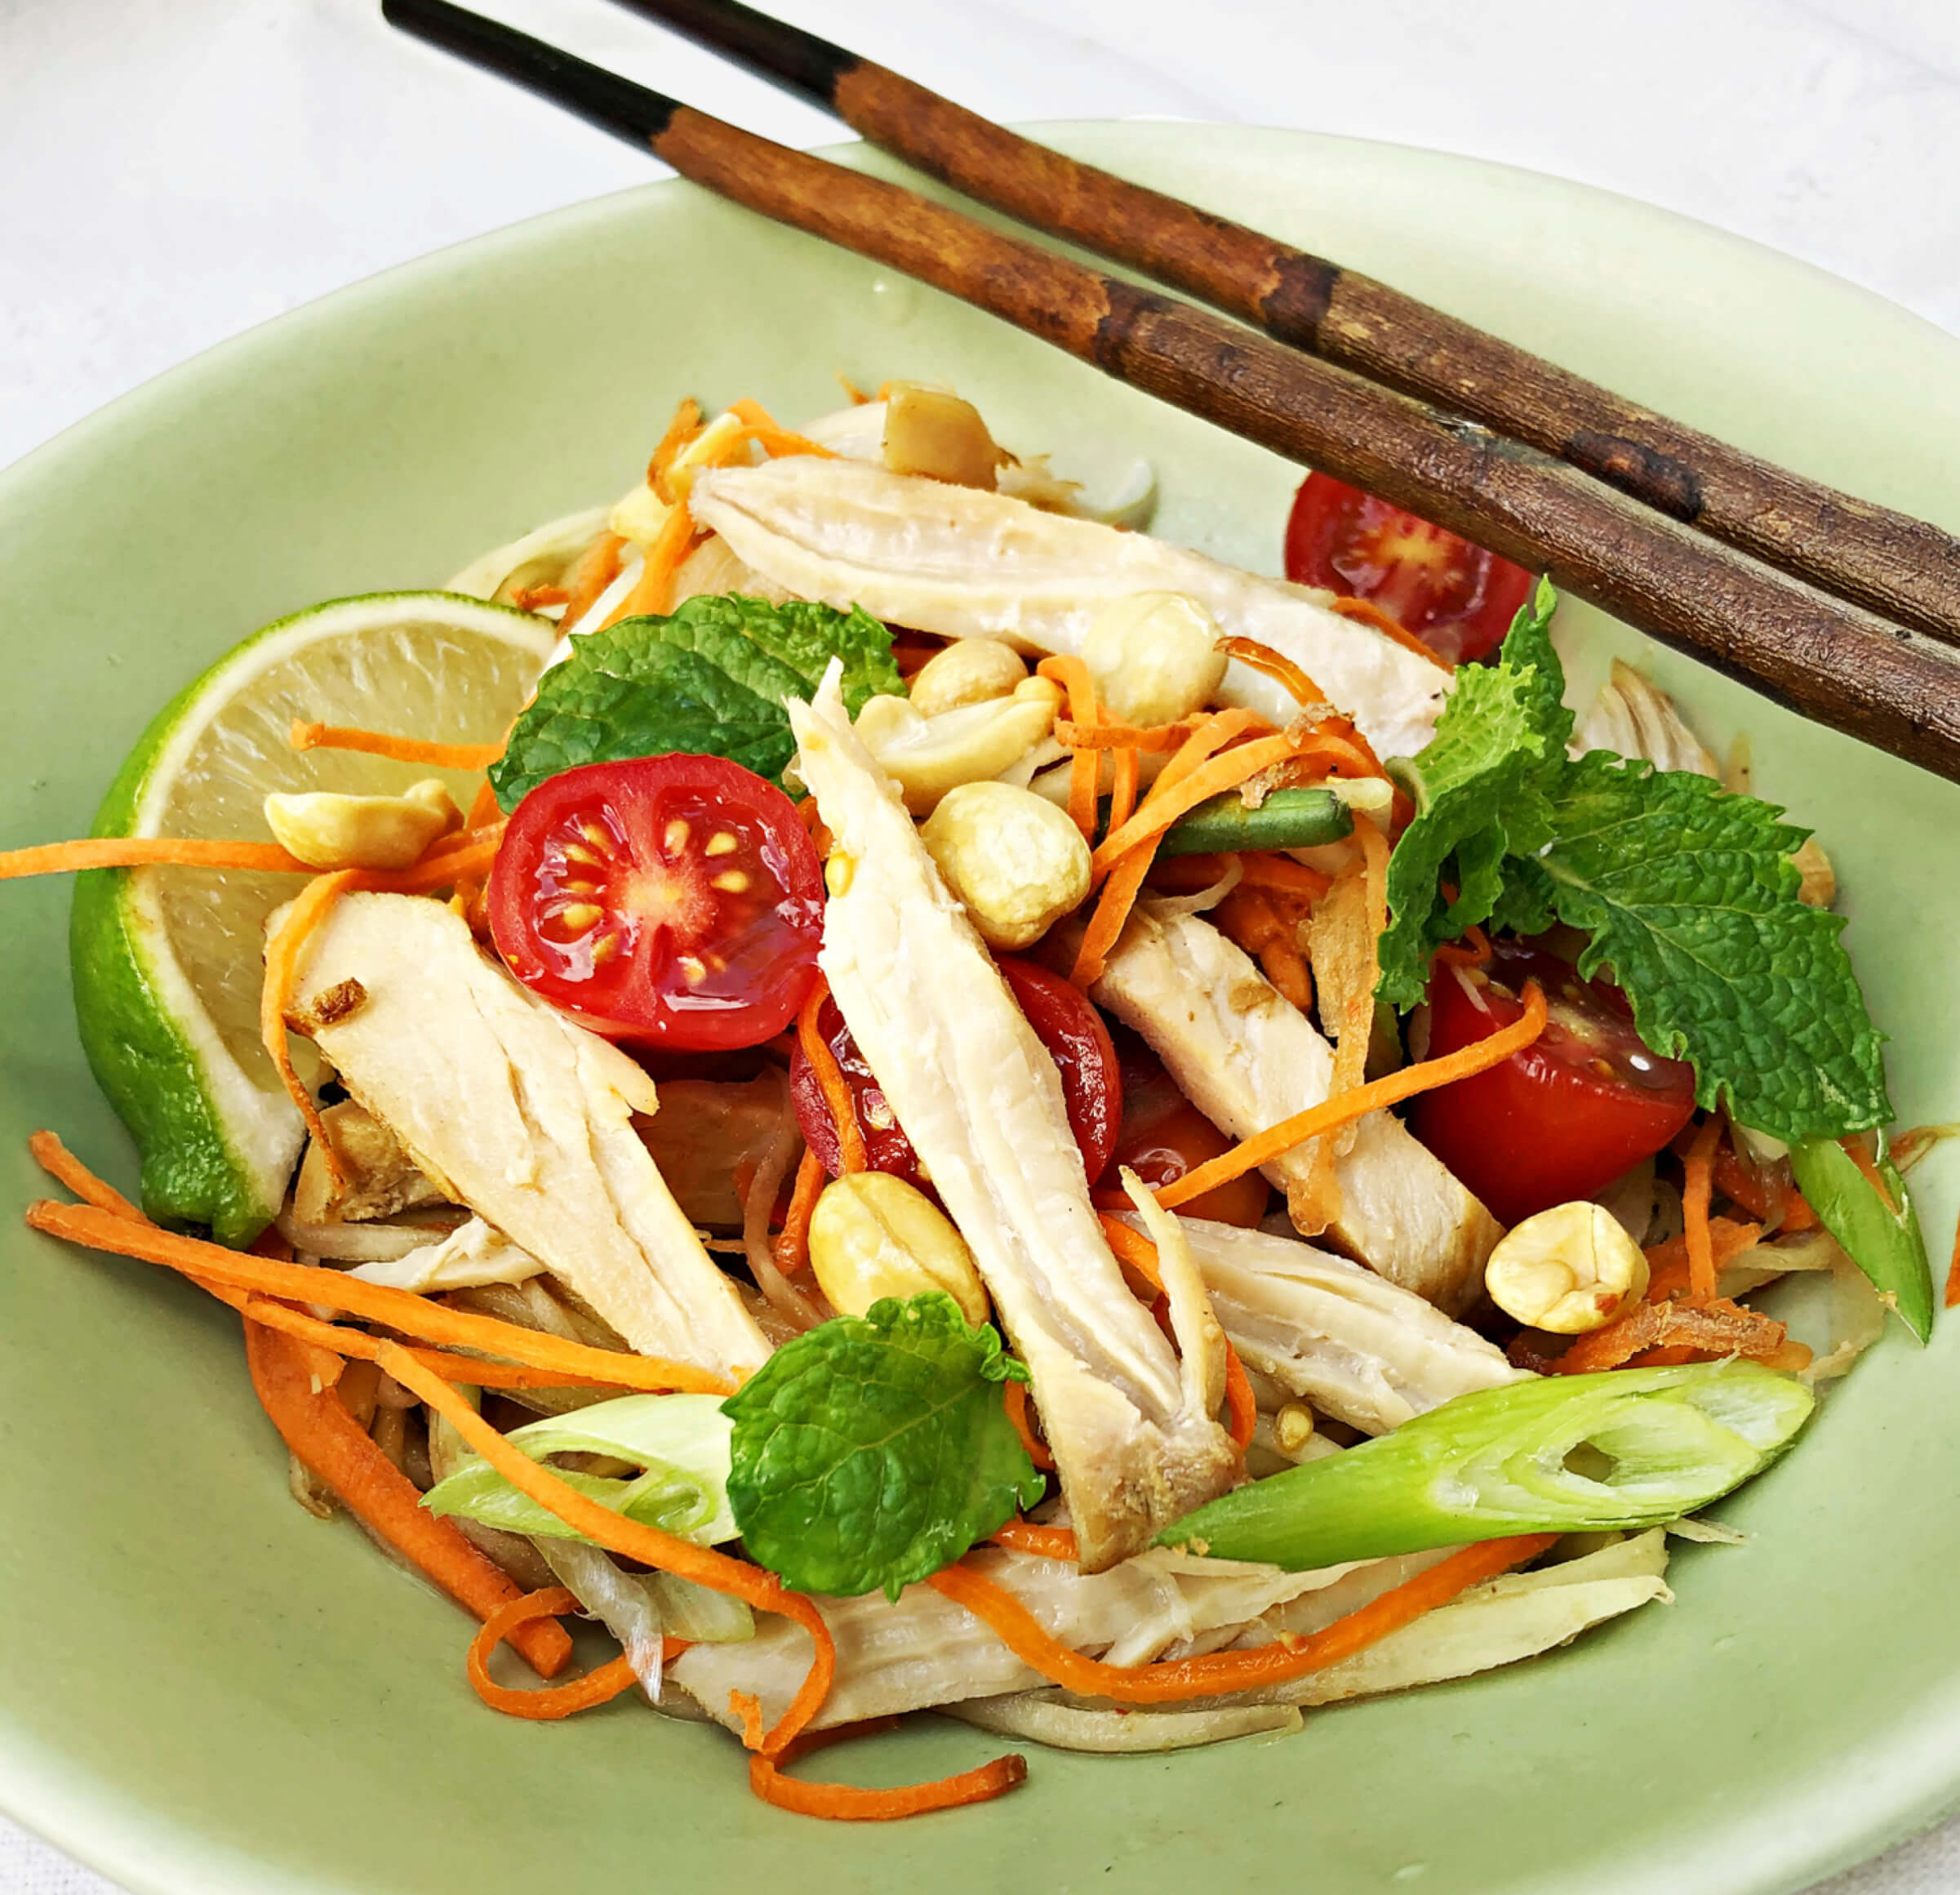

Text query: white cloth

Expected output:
[2,0,1957,1887]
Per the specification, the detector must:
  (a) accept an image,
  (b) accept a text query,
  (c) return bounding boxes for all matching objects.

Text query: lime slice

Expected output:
[70,593,557,1244]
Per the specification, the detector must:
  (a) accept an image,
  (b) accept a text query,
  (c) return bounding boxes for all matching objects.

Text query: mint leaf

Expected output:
[1376,579,1569,1008]
[722,1293,1043,1600]
[490,593,901,810]
[1533,753,1891,1141]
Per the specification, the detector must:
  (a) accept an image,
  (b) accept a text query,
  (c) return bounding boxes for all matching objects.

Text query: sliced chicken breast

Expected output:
[1160,1214,1526,1435]
[691,457,1450,761]
[788,672,1238,1570]
[287,892,768,1377]
[1094,906,1500,1314]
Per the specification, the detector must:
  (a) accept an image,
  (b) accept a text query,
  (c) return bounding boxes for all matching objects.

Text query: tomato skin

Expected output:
[1283,471,1535,665]
[790,955,1123,1184]
[488,755,824,1051]
[1410,939,1698,1226]
[1105,1040,1270,1228]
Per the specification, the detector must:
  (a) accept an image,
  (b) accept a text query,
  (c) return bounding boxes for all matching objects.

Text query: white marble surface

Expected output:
[2,0,1958,1887]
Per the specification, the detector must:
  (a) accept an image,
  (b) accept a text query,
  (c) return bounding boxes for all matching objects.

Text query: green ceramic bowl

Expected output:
[2,124,1957,1895]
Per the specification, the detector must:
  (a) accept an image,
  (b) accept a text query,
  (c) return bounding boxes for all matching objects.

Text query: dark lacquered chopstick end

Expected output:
[383,0,680,148]
[608,0,860,109]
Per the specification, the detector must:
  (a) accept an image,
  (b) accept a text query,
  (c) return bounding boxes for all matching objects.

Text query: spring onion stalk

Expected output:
[1158,1361,1813,1570]
[1157,786,1352,857]
[1788,1135,1934,1343]
[421,1394,736,1545]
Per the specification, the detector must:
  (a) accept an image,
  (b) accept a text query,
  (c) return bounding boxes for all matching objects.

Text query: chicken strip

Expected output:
[287,892,768,1376]
[691,457,1450,761]
[1094,907,1500,1314]
[1158,1214,1526,1435]
[788,672,1238,1570]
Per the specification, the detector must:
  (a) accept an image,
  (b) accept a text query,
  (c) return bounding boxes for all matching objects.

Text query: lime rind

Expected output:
[69,591,557,1245]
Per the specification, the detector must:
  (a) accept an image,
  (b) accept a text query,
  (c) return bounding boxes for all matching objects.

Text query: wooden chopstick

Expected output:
[382,0,1960,785]
[612,0,1960,650]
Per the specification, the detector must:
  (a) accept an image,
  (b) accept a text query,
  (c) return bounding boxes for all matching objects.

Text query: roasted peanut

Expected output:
[852,675,1062,814]
[907,639,1028,718]
[1082,592,1227,727]
[807,1171,989,1324]
[264,779,462,871]
[921,781,1091,950]
[1486,1201,1651,1333]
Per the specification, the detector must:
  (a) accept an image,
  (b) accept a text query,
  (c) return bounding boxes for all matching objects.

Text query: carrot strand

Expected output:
[748,1746,1026,1821]
[1157,983,1550,1207]
[771,1148,827,1274]
[25,1198,734,1395]
[1090,735,1300,876]
[465,1589,643,1719]
[262,870,365,1189]
[287,721,503,771]
[1327,595,1455,671]
[557,532,626,634]
[925,1533,1557,1705]
[0,837,311,881]
[376,1342,834,1759]
[1216,635,1327,710]
[244,1318,572,1678]
[1682,1117,1723,1306]
[797,975,867,1173]
[1036,656,1104,842]
[1002,1378,1054,1471]
[990,1519,1078,1559]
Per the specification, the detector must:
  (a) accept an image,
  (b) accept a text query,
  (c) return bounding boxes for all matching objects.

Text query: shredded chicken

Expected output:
[787,671,1238,1570]
[1160,1214,1527,1434]
[287,892,768,1376]
[692,457,1451,760]
[345,1216,544,1293]
[1094,907,1501,1313]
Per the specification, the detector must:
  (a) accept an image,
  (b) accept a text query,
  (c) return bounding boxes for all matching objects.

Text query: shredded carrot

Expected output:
[730,1689,767,1750]
[510,583,569,612]
[28,1131,140,1218]
[557,531,627,634]
[1053,715,1208,754]
[1223,1341,1257,1452]
[262,870,365,1189]
[1842,1137,1900,1216]
[1518,1296,1802,1375]
[602,504,700,627]
[1643,1218,1764,1302]
[1681,1117,1723,1305]
[991,1518,1076,1559]
[1109,743,1141,835]
[0,837,311,881]
[1090,734,1300,878]
[1151,852,1331,902]
[1036,656,1104,842]
[1070,711,1277,987]
[647,396,704,492]
[749,1724,1027,1822]
[26,1198,735,1395]
[1433,923,1492,970]
[466,1589,644,1719]
[378,1343,834,1759]
[797,975,867,1173]
[1216,635,1328,710]
[1159,983,1549,1207]
[286,721,503,771]
[468,776,503,830]
[1002,1378,1054,1470]
[772,1148,828,1274]
[1259,937,1314,1012]
[244,1318,572,1678]
[927,1532,1556,1705]
[1947,1216,1960,1310]
[1097,1210,1164,1288]
[1327,594,1455,671]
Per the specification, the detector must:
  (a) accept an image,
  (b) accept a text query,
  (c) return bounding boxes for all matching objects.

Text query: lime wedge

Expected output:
[70,593,557,1244]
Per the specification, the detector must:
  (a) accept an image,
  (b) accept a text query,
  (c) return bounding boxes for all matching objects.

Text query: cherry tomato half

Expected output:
[1108,1039,1269,1228]
[1410,938,1698,1226]
[489,755,824,1051]
[790,956,1122,1185]
[1283,471,1536,665]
